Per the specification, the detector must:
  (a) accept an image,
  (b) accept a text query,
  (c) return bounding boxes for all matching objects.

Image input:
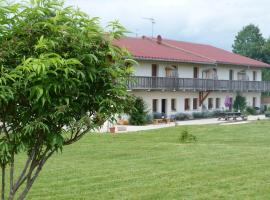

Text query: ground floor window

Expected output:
[184,98,190,111]
[253,97,257,107]
[152,99,158,112]
[171,98,176,111]
[193,98,198,110]
[215,98,220,109]
[208,98,213,110]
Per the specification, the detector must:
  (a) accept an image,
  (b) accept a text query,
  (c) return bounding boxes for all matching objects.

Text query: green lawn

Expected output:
[11,121,270,199]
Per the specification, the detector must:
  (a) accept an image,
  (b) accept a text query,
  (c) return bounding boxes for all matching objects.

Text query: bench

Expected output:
[218,112,247,121]
[153,118,170,125]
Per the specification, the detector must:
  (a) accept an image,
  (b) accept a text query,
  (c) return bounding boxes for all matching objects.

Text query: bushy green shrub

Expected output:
[146,114,153,124]
[192,111,218,119]
[265,111,270,118]
[174,113,192,121]
[233,93,247,111]
[129,97,148,125]
[246,106,256,115]
[179,129,197,143]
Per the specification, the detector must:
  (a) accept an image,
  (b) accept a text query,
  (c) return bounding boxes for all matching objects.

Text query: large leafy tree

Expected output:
[232,24,265,60]
[232,24,270,82]
[0,0,133,199]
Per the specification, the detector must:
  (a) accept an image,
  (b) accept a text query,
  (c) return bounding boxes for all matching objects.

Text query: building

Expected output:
[114,35,270,116]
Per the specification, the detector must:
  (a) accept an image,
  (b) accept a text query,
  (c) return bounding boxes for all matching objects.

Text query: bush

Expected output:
[265,110,270,118]
[179,129,197,143]
[246,106,256,115]
[233,93,247,111]
[129,97,148,125]
[146,114,153,124]
[192,111,218,119]
[174,113,192,121]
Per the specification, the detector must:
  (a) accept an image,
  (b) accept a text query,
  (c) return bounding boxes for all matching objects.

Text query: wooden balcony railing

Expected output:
[127,76,270,92]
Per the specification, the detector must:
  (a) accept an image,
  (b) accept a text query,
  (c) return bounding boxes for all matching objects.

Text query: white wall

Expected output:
[132,90,261,116]
[133,61,262,81]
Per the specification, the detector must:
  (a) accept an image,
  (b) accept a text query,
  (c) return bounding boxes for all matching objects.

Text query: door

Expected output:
[152,64,157,77]
[161,99,166,114]
[229,70,234,80]
[193,67,198,78]
[152,64,158,88]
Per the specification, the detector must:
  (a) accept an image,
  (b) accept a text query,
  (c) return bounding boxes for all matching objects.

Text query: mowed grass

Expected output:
[9,120,270,199]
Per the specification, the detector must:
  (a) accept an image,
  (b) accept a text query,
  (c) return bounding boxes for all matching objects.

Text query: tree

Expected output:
[129,97,148,125]
[233,93,247,112]
[0,0,134,199]
[262,38,270,81]
[232,24,265,60]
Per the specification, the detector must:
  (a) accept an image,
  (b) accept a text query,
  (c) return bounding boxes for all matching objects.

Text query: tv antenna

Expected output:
[143,17,155,38]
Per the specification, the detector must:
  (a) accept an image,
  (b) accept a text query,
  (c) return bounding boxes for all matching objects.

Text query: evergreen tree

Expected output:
[233,93,247,112]
[129,97,148,125]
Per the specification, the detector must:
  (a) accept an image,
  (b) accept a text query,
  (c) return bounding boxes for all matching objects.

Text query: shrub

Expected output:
[179,129,197,143]
[174,113,192,121]
[265,111,270,118]
[129,97,148,125]
[246,106,257,115]
[192,111,217,119]
[233,93,247,111]
[146,114,153,124]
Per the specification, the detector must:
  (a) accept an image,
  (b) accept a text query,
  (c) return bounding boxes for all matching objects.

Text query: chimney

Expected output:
[157,35,162,44]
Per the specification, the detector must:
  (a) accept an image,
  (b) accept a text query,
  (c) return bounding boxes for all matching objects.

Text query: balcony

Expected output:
[127,76,270,92]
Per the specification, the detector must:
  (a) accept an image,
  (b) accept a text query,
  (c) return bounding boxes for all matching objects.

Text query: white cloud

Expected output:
[65,0,270,50]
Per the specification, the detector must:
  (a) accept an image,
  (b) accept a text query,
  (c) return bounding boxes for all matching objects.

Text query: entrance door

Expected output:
[152,64,158,88]
[152,64,157,77]
[161,99,166,114]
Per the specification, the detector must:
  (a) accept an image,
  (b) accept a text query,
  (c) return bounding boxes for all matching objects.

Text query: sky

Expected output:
[65,0,270,51]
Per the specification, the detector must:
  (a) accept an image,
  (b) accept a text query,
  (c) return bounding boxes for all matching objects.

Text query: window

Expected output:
[171,98,176,111]
[184,98,190,111]
[193,67,198,78]
[152,99,158,112]
[193,98,198,110]
[215,98,220,109]
[253,71,257,81]
[208,98,213,110]
[229,69,234,80]
[253,97,257,107]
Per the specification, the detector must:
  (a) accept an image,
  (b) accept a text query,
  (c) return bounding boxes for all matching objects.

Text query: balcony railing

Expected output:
[127,76,270,92]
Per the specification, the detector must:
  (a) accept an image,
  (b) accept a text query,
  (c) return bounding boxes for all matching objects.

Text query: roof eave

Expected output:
[134,56,215,65]
[216,61,270,68]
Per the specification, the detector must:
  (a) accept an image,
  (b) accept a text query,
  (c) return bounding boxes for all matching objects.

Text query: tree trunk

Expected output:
[8,155,14,200]
[1,166,5,200]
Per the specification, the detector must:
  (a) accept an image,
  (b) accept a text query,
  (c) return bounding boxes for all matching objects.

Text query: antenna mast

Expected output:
[143,17,155,38]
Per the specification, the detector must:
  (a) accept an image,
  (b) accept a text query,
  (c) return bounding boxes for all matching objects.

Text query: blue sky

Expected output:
[65,0,270,51]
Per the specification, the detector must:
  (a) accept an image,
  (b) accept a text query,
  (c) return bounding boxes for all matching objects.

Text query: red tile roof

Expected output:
[114,36,270,68]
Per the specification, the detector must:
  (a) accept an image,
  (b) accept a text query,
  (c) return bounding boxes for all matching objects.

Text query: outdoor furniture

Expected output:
[218,112,247,121]
[153,118,170,125]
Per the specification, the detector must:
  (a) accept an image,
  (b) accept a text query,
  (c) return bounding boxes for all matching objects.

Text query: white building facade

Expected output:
[115,36,270,117]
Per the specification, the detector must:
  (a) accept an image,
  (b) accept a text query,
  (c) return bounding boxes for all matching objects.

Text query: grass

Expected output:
[5,120,270,199]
